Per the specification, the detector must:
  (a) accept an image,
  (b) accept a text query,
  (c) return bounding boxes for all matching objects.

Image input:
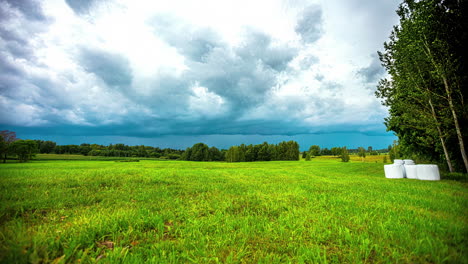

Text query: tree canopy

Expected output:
[376,0,468,172]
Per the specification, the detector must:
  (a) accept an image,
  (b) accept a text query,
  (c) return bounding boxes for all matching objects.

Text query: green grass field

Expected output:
[0,157,467,263]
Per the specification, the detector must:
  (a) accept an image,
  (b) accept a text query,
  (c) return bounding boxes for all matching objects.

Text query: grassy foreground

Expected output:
[0,158,467,263]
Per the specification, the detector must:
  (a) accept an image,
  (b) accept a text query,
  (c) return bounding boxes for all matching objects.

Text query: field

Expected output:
[0,157,467,263]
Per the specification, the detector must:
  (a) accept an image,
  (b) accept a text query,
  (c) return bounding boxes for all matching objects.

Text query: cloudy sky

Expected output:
[0,0,399,150]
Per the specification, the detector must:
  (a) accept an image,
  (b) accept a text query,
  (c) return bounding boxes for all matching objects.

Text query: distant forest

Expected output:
[33,138,388,162]
[2,130,390,163]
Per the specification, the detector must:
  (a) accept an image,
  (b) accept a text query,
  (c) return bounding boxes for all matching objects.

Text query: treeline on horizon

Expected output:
[32,138,389,162]
[2,130,390,163]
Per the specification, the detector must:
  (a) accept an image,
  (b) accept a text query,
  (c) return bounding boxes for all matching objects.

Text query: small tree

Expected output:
[305,152,311,161]
[388,141,400,162]
[358,147,366,161]
[308,145,321,157]
[341,147,350,162]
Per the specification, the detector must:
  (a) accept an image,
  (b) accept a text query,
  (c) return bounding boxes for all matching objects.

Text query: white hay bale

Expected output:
[393,159,404,165]
[405,164,418,179]
[417,164,440,181]
[384,164,404,179]
[404,159,415,165]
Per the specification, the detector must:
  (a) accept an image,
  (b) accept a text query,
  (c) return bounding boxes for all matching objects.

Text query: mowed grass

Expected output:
[0,158,467,263]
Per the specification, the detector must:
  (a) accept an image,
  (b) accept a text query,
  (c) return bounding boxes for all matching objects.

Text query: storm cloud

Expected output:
[79,48,133,87]
[0,0,400,140]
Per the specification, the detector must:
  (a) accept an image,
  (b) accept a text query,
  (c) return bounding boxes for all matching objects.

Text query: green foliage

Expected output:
[388,141,401,163]
[226,141,299,162]
[0,136,6,162]
[308,145,321,157]
[182,143,222,161]
[0,159,466,263]
[190,143,209,161]
[383,156,388,164]
[331,147,342,156]
[9,140,39,162]
[305,152,311,161]
[53,143,184,159]
[376,0,468,172]
[340,147,350,162]
[0,130,17,163]
[34,140,57,154]
[208,147,223,161]
[358,147,366,160]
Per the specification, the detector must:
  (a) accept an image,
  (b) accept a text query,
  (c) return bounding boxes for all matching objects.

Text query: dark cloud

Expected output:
[358,53,385,83]
[0,1,49,59]
[65,0,97,15]
[78,48,133,87]
[186,29,298,114]
[0,28,34,59]
[0,55,23,77]
[236,30,298,72]
[148,18,300,116]
[2,0,46,21]
[295,5,323,43]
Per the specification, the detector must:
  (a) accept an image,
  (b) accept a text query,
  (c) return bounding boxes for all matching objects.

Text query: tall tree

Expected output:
[376,0,467,172]
[0,130,18,163]
[190,143,209,161]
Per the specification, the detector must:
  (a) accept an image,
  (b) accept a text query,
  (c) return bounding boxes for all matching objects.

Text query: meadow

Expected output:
[0,156,467,263]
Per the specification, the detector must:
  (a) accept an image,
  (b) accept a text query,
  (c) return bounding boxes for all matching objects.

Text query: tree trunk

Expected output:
[428,98,454,172]
[423,40,468,172]
[441,75,468,172]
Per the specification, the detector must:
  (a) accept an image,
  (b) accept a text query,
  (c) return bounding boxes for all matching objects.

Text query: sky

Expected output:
[0,0,399,150]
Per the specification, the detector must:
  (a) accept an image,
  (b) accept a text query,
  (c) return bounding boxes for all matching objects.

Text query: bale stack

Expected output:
[384,159,440,181]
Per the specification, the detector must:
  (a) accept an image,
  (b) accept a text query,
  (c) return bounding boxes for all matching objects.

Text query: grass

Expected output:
[33,154,159,161]
[0,157,467,263]
[305,155,390,163]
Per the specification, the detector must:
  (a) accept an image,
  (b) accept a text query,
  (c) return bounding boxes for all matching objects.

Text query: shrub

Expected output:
[340,147,350,162]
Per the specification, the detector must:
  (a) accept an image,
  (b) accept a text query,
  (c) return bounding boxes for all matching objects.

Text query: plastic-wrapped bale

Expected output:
[393,159,407,177]
[405,165,418,179]
[403,159,417,179]
[417,164,440,181]
[384,164,404,179]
